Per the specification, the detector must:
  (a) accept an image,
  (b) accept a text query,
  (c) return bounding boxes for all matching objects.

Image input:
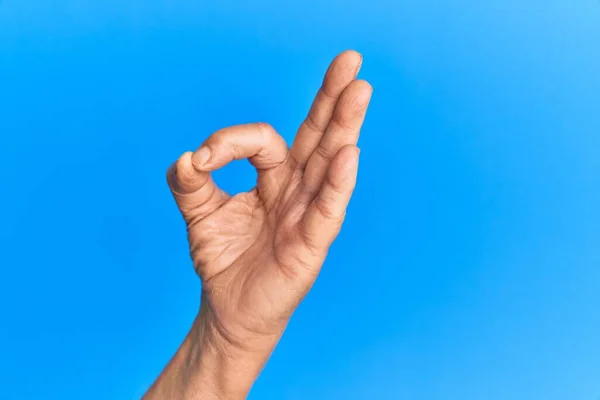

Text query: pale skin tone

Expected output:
[143,50,372,399]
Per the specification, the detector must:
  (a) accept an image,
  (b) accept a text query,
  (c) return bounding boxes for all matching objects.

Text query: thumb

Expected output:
[167,151,228,223]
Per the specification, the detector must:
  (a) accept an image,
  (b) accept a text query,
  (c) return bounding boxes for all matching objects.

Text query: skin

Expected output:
[143,50,372,399]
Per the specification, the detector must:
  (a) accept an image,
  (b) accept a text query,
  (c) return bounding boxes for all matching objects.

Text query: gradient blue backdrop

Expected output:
[1,1,599,399]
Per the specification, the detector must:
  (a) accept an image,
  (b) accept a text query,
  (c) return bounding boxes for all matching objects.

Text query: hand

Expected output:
[155,50,371,398]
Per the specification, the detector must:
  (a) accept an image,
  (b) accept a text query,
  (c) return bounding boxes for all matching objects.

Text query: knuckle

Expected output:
[314,144,334,162]
[314,194,342,221]
[319,85,337,101]
[304,113,322,133]
[298,223,325,257]
[350,100,368,118]
[331,113,358,131]
[209,135,226,150]
[325,172,347,194]
[254,122,276,138]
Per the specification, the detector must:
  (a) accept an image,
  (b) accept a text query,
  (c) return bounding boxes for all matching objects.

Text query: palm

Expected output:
[167,51,372,346]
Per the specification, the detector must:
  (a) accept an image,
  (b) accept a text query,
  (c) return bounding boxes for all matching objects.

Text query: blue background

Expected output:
[1,1,599,399]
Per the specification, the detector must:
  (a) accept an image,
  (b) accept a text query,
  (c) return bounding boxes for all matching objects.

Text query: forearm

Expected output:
[143,305,276,400]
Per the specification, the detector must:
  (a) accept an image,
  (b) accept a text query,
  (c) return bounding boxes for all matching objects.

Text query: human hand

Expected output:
[156,50,371,398]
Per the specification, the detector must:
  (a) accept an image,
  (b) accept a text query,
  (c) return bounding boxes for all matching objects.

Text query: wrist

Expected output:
[189,312,260,399]
[144,300,285,400]
[183,304,283,399]
[143,310,266,400]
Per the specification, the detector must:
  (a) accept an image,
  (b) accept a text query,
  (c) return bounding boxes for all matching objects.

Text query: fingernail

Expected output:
[192,146,211,169]
[355,54,363,75]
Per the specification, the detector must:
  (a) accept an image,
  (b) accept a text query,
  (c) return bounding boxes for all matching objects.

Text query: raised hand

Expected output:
[147,51,372,399]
